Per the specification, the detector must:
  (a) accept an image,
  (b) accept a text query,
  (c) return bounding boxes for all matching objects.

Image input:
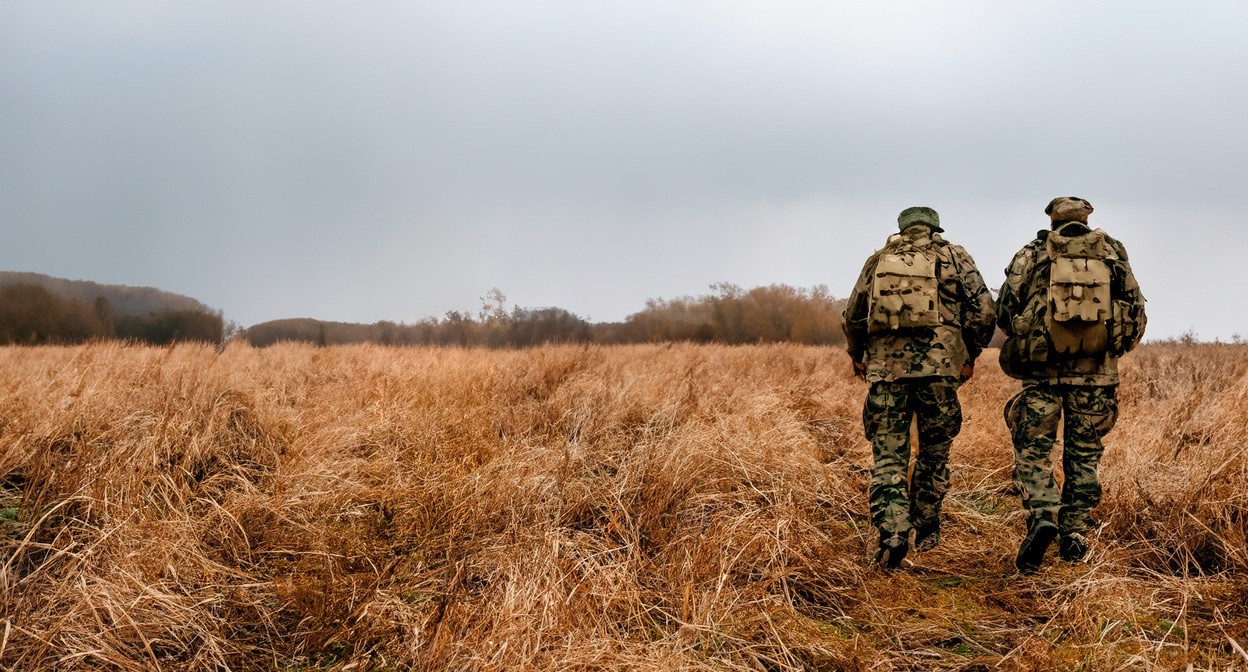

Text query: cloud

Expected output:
[1,1,1245,335]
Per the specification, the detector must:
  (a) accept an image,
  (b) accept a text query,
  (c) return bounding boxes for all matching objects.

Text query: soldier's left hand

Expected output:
[960,362,975,381]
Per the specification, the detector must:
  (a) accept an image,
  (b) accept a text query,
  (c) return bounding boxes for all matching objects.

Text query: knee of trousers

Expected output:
[862,385,910,440]
[1007,390,1061,444]
[919,416,961,446]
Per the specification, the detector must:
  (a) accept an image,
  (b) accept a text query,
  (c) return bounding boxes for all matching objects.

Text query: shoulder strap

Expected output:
[942,241,965,302]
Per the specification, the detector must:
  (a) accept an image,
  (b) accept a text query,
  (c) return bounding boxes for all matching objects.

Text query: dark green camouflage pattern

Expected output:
[1005,384,1119,534]
[843,226,997,383]
[897,205,943,232]
[864,378,963,536]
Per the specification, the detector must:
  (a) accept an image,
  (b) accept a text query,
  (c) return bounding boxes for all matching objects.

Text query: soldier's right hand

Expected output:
[852,361,867,380]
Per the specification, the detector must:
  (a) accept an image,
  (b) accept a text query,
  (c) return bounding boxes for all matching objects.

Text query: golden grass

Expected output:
[1,341,1245,670]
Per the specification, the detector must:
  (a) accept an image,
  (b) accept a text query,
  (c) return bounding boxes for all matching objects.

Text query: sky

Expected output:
[1,1,1246,339]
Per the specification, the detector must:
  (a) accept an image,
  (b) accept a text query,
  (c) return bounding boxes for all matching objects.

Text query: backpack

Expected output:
[868,234,942,333]
[1045,227,1112,355]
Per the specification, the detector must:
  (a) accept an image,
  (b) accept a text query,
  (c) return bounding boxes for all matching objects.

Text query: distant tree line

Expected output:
[243,284,848,348]
[606,283,847,345]
[0,284,224,345]
[0,273,1005,350]
[244,307,594,348]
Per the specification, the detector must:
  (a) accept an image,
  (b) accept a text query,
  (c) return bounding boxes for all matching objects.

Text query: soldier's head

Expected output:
[897,206,943,233]
[1045,197,1093,227]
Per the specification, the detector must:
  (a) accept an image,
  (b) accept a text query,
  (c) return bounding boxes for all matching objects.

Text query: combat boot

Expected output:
[913,525,941,552]
[875,532,908,570]
[1016,518,1058,574]
[1059,532,1089,562]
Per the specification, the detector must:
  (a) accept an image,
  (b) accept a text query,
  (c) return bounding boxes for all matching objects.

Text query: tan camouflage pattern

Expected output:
[996,223,1146,386]
[844,222,995,541]
[843,226,997,383]
[1045,196,1094,223]
[1046,228,1113,355]
[869,247,941,331]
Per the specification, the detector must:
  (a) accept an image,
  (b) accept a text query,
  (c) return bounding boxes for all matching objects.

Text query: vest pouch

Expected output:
[1000,313,1049,380]
[1047,232,1112,356]
[868,250,941,333]
[1108,298,1141,356]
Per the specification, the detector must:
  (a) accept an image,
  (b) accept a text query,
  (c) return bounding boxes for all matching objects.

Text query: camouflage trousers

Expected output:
[863,377,963,537]
[1005,384,1119,535]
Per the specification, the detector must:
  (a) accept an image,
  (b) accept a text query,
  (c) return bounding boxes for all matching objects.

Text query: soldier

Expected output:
[997,197,1146,573]
[842,206,996,569]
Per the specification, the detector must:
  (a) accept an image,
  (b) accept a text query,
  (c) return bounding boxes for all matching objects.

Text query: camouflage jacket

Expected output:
[842,226,997,383]
[996,223,1147,386]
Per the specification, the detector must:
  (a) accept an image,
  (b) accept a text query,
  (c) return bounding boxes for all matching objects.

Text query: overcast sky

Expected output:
[2,1,1245,339]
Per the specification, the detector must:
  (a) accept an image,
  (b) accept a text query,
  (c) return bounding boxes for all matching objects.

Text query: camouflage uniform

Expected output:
[842,207,996,556]
[997,197,1146,568]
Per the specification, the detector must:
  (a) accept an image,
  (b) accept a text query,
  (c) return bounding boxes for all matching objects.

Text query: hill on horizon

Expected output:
[0,271,217,317]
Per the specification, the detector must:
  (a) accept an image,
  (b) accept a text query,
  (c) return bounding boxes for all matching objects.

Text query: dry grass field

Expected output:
[1,342,1245,670]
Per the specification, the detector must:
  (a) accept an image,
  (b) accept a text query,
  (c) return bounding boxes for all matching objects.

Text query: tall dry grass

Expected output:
[0,341,1245,670]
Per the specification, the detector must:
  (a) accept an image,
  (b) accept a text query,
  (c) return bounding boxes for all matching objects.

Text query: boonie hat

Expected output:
[1045,197,1094,223]
[897,206,943,233]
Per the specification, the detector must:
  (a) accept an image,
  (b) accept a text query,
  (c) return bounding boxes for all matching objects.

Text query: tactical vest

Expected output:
[868,233,944,333]
[1045,227,1112,355]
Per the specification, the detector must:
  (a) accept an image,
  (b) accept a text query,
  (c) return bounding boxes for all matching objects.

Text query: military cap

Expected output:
[897,206,943,233]
[1045,197,1094,223]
